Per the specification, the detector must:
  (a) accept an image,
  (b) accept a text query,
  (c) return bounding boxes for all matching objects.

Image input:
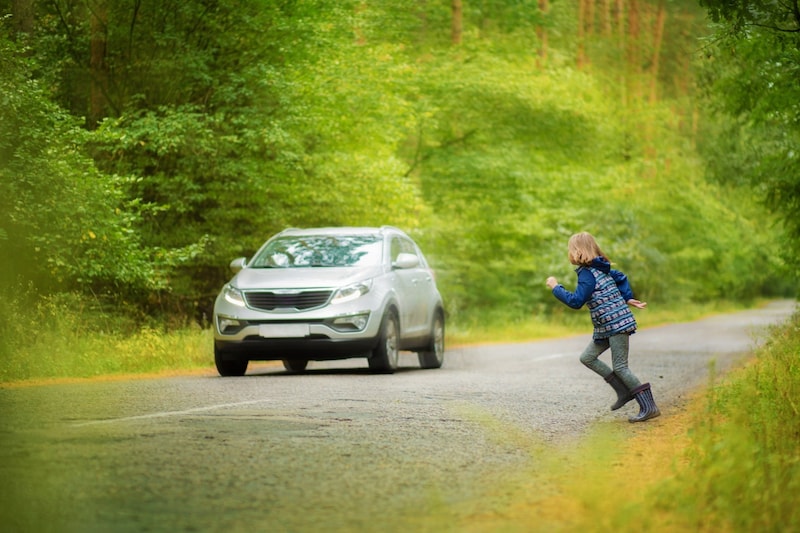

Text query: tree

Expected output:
[452,0,463,44]
[0,31,157,296]
[697,0,800,274]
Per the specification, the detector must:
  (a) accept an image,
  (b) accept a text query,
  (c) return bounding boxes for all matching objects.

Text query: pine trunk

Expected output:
[452,0,463,45]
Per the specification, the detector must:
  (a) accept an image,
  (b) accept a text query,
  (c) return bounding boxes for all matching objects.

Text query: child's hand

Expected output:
[627,299,647,309]
[546,276,559,289]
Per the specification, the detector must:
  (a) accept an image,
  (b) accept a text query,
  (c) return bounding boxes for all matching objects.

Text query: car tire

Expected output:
[368,311,399,374]
[214,346,248,377]
[418,310,445,369]
[282,359,308,373]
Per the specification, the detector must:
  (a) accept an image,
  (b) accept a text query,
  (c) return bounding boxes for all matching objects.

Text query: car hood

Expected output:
[231,266,384,290]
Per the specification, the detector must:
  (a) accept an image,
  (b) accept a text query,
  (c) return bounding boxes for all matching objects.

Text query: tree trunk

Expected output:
[626,0,641,101]
[600,0,611,36]
[537,0,549,66]
[577,0,586,68]
[585,0,595,36]
[12,0,34,37]
[354,2,367,45]
[649,0,667,104]
[451,0,463,45]
[89,1,108,128]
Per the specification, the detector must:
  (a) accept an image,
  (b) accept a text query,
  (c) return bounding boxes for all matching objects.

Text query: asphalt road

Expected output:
[0,301,795,533]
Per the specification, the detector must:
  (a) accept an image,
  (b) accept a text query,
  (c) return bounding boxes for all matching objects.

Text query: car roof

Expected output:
[275,226,409,238]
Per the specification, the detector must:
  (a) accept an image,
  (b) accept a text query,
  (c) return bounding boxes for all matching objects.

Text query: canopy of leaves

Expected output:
[0,0,793,325]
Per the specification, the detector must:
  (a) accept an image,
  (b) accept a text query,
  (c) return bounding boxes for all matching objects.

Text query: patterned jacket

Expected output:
[551,256,637,341]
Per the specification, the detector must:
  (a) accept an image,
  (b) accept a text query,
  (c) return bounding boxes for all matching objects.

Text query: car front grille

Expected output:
[244,290,333,311]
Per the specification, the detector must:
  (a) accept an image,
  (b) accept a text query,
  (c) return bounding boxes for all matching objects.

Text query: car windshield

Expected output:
[250,234,383,268]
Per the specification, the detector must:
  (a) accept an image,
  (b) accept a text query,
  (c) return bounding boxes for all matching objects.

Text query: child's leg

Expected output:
[579,339,612,377]
[609,334,642,389]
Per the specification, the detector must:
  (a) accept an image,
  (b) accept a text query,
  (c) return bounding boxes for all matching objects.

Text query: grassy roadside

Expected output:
[452,307,800,532]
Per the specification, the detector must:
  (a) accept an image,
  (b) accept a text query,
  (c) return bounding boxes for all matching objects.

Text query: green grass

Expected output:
[0,291,214,383]
[654,311,800,531]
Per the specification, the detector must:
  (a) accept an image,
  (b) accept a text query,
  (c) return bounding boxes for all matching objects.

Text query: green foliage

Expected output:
[658,312,800,531]
[0,32,155,295]
[0,0,793,327]
[0,287,212,382]
[696,0,800,275]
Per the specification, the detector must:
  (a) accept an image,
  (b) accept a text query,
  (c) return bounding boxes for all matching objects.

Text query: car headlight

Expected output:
[330,280,372,305]
[222,284,246,307]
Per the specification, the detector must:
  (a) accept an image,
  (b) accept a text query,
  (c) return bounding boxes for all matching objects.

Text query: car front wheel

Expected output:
[282,359,308,373]
[418,310,444,369]
[368,311,399,373]
[214,346,248,377]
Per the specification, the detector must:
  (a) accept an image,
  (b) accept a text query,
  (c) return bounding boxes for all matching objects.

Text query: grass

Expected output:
[0,291,215,384]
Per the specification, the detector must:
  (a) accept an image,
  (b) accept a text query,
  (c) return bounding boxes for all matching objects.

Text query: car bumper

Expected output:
[214,336,379,361]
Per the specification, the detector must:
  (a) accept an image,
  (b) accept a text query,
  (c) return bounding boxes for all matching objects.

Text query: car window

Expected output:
[390,236,422,264]
[390,237,403,261]
[250,234,383,268]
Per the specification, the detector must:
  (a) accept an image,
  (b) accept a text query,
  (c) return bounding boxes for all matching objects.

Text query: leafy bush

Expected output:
[0,34,156,297]
[0,286,212,383]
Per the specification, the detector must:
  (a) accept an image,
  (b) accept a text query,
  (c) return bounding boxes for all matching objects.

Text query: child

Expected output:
[545,232,660,423]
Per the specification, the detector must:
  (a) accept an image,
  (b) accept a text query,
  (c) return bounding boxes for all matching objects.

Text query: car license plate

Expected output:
[258,324,310,338]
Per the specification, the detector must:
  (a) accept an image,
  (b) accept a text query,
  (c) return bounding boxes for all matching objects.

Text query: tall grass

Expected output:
[0,290,213,383]
[656,311,800,531]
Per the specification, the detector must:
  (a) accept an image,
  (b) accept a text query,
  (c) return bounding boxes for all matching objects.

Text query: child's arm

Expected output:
[546,270,595,309]
[609,269,647,309]
[610,269,634,300]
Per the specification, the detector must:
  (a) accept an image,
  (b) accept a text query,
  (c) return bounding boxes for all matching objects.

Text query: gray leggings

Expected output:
[579,334,642,389]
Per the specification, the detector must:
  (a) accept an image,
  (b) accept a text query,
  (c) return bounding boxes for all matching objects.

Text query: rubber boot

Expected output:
[604,372,634,411]
[629,383,661,423]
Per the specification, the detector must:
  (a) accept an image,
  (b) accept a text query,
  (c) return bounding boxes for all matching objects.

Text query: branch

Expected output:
[750,22,800,32]
[49,0,80,63]
[403,129,477,177]
[129,0,141,58]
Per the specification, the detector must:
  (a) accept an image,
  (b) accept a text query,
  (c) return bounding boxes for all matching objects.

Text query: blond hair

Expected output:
[567,232,609,266]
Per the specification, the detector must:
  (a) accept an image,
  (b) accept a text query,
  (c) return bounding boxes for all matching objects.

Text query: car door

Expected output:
[390,236,430,339]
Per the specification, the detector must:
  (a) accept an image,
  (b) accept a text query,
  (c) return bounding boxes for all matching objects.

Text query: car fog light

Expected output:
[218,317,242,334]
[331,313,369,332]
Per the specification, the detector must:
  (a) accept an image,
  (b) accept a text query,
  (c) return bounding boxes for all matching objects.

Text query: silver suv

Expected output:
[212,226,445,376]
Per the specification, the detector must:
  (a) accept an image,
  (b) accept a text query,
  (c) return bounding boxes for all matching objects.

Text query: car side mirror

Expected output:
[229,257,247,273]
[393,253,419,269]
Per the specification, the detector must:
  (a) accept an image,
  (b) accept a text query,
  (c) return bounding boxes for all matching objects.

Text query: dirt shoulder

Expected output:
[461,395,699,532]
